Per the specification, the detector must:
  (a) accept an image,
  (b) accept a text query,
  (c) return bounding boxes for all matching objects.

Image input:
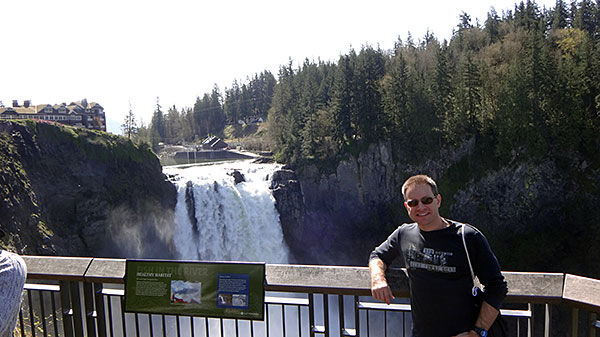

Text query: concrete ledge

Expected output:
[84,258,126,283]
[22,255,92,282]
[503,271,564,303]
[563,274,600,311]
[19,256,600,313]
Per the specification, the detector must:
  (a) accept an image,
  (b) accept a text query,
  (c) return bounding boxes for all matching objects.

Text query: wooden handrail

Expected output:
[20,255,600,312]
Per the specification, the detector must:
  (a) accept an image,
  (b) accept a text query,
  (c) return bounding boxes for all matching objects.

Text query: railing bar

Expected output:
[102,289,125,297]
[323,295,329,337]
[18,304,25,337]
[528,303,532,337]
[265,297,310,306]
[366,309,370,337]
[266,304,270,337]
[27,289,36,337]
[297,305,301,337]
[384,310,387,337]
[544,304,551,337]
[60,281,75,337]
[51,291,59,337]
[357,302,411,311]
[38,290,48,337]
[235,319,239,337]
[190,316,194,337]
[354,296,359,337]
[107,296,114,337]
[570,307,578,337]
[84,283,97,337]
[149,314,154,337]
[95,283,108,337]
[134,313,140,337]
[120,297,127,337]
[24,283,61,292]
[338,295,343,337]
[282,305,286,337]
[402,312,406,337]
[204,317,209,337]
[590,312,598,337]
[162,314,167,337]
[177,315,182,337]
[251,318,255,337]
[70,282,85,337]
[308,294,314,337]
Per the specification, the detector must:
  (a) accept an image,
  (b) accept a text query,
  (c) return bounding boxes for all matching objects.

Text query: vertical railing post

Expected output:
[94,283,108,337]
[84,282,97,337]
[527,303,532,337]
[338,295,344,336]
[38,290,48,336]
[323,295,329,337]
[59,281,75,337]
[71,282,86,337]
[308,293,316,337]
[589,312,598,337]
[544,304,551,337]
[570,308,579,337]
[353,296,360,337]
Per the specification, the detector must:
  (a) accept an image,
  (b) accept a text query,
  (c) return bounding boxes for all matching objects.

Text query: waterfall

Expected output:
[164,160,291,264]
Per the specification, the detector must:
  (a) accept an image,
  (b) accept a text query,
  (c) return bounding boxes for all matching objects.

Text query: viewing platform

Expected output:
[16,256,600,337]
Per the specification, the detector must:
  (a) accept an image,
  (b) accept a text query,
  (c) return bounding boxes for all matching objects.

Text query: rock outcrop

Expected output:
[273,141,401,264]
[0,121,177,258]
[270,168,305,261]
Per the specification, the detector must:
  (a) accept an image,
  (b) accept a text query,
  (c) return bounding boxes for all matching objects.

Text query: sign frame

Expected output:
[124,259,265,320]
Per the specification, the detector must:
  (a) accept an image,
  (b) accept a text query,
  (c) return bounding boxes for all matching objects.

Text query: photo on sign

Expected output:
[170,280,202,304]
[217,293,248,307]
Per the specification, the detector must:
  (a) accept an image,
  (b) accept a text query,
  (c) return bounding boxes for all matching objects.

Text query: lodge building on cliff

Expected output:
[0,99,106,131]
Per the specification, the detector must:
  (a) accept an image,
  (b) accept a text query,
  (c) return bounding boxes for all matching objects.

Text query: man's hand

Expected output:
[369,258,395,304]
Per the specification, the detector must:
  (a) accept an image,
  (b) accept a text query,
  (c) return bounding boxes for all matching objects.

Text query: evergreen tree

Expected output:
[352,46,385,144]
[552,0,569,30]
[330,54,355,147]
[381,53,411,140]
[150,97,165,146]
[485,7,501,43]
[121,102,137,140]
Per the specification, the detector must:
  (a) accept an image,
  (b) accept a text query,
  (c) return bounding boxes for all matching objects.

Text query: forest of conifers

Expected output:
[142,0,600,171]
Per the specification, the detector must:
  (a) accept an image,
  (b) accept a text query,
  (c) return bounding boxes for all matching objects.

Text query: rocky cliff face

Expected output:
[273,138,600,277]
[0,121,177,258]
[271,142,401,264]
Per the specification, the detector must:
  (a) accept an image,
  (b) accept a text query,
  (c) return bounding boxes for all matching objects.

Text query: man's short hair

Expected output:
[402,175,439,200]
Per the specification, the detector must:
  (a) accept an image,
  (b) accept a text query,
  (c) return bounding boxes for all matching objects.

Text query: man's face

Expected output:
[403,183,441,229]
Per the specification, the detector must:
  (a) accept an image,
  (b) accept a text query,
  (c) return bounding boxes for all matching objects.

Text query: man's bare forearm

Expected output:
[474,301,499,330]
[369,258,394,304]
[369,258,387,279]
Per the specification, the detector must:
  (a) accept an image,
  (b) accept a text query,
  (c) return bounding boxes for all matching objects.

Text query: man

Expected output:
[369,175,507,337]
[0,228,27,337]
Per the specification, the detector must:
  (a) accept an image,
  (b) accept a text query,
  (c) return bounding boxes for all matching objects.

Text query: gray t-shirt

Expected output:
[0,251,27,337]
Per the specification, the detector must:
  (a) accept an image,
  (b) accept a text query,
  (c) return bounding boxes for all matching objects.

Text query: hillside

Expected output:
[0,120,177,257]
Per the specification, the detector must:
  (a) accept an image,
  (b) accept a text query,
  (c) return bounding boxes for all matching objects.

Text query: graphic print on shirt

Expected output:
[407,247,456,273]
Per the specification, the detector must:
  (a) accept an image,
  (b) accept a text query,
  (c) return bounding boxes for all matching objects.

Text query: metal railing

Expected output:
[15,256,600,337]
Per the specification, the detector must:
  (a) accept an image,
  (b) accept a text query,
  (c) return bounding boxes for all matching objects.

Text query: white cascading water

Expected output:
[164,160,290,264]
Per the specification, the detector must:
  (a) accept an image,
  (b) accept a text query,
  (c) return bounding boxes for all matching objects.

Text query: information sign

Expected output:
[124,260,265,320]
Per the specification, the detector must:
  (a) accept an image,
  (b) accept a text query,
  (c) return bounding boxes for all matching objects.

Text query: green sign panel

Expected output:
[124,260,265,320]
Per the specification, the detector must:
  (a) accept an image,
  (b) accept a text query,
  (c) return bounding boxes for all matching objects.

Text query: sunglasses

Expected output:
[405,196,437,207]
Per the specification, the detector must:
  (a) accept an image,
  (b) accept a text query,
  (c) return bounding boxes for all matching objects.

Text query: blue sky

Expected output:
[0,0,557,134]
